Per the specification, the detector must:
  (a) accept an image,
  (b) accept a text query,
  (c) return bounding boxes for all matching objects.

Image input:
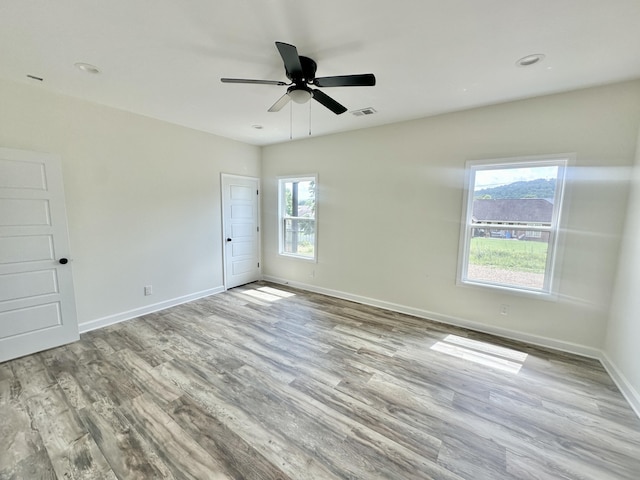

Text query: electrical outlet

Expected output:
[144,285,152,296]
[310,269,315,278]
[500,304,509,316]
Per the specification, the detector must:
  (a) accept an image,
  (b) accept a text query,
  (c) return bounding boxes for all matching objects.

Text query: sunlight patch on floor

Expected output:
[257,286,296,298]
[241,286,296,302]
[430,334,528,374]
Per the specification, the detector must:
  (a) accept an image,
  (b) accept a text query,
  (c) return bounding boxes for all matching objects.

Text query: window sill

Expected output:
[457,278,558,301]
[278,252,317,263]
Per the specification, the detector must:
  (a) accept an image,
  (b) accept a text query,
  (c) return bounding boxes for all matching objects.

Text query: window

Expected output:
[458,155,569,294]
[525,224,542,239]
[278,175,317,261]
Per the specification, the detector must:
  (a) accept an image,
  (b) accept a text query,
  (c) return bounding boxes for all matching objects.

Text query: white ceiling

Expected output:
[2,0,640,146]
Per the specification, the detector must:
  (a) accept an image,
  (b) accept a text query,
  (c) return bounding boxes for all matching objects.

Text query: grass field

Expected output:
[469,237,548,273]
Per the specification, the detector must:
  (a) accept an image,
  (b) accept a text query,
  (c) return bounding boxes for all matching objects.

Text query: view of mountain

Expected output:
[474,178,556,199]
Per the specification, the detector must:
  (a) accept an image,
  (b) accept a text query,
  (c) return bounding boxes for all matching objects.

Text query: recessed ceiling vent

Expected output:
[351,107,377,116]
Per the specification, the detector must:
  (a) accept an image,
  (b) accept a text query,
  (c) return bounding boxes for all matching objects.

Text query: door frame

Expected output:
[220,173,261,289]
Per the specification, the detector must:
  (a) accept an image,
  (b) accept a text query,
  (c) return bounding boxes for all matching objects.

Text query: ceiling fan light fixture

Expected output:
[288,87,312,104]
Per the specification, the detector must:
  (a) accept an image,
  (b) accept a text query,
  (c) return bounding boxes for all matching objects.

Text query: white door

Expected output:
[221,174,260,289]
[0,147,79,363]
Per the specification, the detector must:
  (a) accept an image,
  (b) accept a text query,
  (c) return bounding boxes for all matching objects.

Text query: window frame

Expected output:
[278,174,318,262]
[457,154,571,297]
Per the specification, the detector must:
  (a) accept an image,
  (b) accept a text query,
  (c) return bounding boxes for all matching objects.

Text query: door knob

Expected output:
[59,258,69,264]
[226,238,232,242]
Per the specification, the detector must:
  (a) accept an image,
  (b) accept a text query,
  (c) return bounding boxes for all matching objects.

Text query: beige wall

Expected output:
[605,125,640,414]
[0,78,261,328]
[262,80,640,354]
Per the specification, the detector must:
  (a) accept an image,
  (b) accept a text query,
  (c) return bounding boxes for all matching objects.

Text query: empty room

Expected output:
[1,1,640,479]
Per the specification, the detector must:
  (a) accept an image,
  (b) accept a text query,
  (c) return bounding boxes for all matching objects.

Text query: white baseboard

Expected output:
[599,351,640,420]
[263,275,601,359]
[78,286,225,333]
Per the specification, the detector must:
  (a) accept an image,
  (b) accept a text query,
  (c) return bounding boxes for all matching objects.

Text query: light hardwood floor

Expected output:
[1,281,639,479]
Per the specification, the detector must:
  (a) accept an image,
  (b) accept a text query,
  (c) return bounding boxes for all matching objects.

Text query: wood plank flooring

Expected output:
[1,281,639,479]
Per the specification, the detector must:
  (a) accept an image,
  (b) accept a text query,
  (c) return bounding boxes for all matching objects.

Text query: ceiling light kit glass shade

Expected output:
[288,87,313,104]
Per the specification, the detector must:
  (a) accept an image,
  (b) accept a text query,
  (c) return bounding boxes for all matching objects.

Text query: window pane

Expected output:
[283,218,315,257]
[462,162,564,292]
[467,228,549,289]
[284,180,315,219]
[284,182,293,216]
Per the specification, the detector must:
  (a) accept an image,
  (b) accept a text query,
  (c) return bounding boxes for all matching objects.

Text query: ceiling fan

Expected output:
[221,42,376,115]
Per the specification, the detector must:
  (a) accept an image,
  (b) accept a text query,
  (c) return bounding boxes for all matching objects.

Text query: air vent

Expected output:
[351,107,377,117]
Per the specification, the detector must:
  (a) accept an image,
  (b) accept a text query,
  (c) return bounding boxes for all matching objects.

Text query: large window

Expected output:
[278,175,317,261]
[458,155,569,294]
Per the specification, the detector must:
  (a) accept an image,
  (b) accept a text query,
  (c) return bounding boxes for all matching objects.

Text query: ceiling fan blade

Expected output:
[221,78,287,86]
[312,89,347,115]
[313,74,376,87]
[268,93,292,112]
[275,42,303,77]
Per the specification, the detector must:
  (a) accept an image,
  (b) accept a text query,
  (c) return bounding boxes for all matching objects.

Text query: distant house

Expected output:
[471,198,553,241]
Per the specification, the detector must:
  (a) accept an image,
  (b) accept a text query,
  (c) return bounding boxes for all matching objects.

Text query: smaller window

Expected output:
[278,175,317,261]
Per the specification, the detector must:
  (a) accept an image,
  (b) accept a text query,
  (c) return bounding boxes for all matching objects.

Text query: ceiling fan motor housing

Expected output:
[287,56,318,84]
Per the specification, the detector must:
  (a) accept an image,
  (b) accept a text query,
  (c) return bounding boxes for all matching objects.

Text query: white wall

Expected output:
[604,125,640,415]
[0,78,261,329]
[262,80,640,355]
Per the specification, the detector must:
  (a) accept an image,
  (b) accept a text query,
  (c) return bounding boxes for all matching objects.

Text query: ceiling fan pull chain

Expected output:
[309,100,312,136]
[290,101,293,140]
